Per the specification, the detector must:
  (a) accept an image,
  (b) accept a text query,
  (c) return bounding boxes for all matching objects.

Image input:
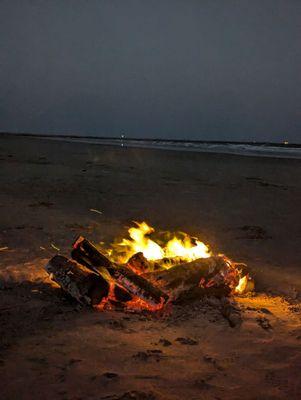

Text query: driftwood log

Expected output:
[144,256,242,303]
[45,237,251,310]
[127,252,184,274]
[45,255,110,305]
[45,255,133,305]
[72,236,169,307]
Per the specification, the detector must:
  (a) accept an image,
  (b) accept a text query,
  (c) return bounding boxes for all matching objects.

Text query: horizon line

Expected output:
[1,131,299,148]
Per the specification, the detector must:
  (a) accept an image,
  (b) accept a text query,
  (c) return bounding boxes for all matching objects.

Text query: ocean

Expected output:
[6,134,301,159]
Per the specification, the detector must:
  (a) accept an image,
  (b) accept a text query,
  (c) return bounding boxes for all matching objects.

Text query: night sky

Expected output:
[1,1,300,142]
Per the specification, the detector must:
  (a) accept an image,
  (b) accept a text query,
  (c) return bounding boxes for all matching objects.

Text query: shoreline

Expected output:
[2,132,301,160]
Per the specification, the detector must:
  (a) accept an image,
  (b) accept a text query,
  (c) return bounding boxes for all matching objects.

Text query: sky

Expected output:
[0,1,300,142]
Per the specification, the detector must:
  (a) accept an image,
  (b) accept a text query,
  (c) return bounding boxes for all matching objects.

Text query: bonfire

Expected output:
[45,222,254,312]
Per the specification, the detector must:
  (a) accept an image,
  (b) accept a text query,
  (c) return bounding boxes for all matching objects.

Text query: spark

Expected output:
[90,208,103,215]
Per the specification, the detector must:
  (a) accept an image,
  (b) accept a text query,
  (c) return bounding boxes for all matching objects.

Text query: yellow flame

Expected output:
[165,236,211,260]
[116,221,211,262]
[235,275,248,294]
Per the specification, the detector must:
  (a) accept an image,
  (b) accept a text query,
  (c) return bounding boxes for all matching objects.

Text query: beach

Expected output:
[1,134,301,399]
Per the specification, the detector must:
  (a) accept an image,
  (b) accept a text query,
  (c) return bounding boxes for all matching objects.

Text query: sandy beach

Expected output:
[1,134,301,400]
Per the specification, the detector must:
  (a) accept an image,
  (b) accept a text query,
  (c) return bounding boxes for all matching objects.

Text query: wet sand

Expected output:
[1,134,301,399]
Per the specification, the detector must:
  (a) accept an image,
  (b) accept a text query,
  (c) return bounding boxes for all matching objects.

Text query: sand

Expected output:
[0,134,301,400]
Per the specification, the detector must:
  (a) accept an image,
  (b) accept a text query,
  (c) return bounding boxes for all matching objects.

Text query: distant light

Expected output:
[284,141,289,145]
[121,134,125,147]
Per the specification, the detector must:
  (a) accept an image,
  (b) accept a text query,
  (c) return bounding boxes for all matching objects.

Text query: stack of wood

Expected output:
[45,236,252,310]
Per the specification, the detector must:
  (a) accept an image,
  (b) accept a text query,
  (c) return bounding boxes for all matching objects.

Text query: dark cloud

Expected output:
[0,1,300,142]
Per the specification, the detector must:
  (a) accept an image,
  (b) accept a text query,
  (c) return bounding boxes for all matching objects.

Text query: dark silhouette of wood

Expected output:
[45,255,110,305]
[144,256,241,302]
[72,236,169,307]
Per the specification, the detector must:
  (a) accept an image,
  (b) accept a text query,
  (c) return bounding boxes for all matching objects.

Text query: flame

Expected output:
[165,236,211,260]
[235,275,248,294]
[96,221,252,311]
[114,221,211,263]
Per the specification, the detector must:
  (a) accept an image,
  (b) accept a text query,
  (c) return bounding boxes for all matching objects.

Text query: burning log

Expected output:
[145,256,246,302]
[45,255,110,305]
[46,254,133,307]
[72,236,113,271]
[72,236,169,308]
[126,252,185,274]
[43,223,253,312]
[126,252,155,274]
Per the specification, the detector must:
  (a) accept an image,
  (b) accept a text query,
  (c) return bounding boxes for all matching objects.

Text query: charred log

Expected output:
[145,256,241,302]
[126,252,187,274]
[45,255,110,305]
[113,284,133,303]
[72,236,112,271]
[72,236,169,307]
[126,252,155,274]
[109,265,169,307]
